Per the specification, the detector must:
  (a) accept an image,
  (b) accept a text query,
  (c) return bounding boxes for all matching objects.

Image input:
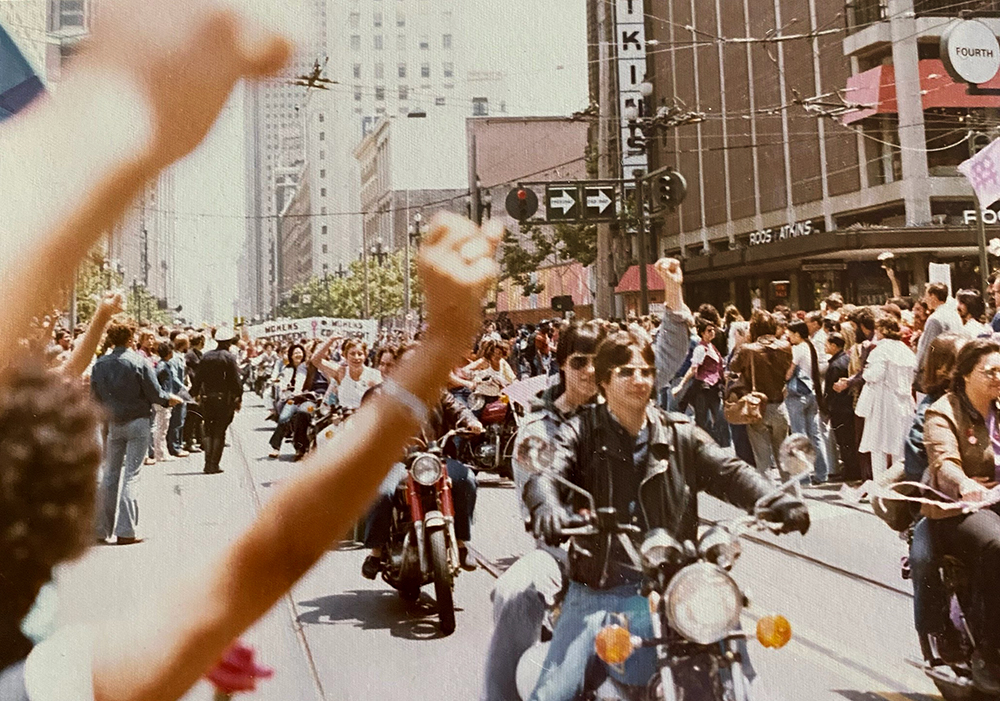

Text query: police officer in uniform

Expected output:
[190,324,242,474]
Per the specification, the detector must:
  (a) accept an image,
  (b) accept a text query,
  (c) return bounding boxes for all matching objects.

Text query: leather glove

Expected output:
[758,493,810,535]
[531,504,567,546]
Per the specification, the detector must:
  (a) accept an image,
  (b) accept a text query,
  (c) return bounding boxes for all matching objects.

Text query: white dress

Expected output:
[856,339,916,456]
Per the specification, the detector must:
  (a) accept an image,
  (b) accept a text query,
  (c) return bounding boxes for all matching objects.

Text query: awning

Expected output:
[614,264,664,294]
[841,59,1000,125]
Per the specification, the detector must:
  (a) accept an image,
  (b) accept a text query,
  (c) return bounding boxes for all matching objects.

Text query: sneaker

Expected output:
[361,554,381,580]
[186,446,203,454]
[268,450,280,459]
[144,457,157,466]
[172,450,190,458]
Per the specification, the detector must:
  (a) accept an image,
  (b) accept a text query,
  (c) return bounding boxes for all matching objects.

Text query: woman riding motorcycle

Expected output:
[923,337,1000,693]
[523,328,810,701]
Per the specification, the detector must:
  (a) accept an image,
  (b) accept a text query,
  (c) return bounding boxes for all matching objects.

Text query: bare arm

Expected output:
[0,1,289,366]
[91,213,503,701]
[60,292,124,377]
[310,335,346,382]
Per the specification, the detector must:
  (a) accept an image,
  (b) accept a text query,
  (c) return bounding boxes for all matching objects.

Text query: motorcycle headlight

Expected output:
[411,454,443,486]
[664,562,742,644]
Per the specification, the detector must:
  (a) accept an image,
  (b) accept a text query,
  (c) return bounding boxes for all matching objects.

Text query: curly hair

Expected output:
[0,363,103,669]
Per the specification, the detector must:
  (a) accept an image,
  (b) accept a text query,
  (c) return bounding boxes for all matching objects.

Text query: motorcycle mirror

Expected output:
[778,434,814,478]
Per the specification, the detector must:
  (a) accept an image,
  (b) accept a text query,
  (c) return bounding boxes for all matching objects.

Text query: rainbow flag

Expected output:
[0,22,43,122]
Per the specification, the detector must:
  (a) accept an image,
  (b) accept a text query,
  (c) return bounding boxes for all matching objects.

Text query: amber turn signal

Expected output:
[594,624,635,665]
[756,615,792,649]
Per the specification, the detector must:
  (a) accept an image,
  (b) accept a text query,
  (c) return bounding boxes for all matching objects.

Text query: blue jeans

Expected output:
[528,581,657,700]
[692,385,730,447]
[785,393,829,482]
[167,403,186,454]
[95,416,150,540]
[481,549,565,701]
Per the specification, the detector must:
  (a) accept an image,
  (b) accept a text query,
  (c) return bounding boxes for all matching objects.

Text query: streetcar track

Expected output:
[235,400,329,701]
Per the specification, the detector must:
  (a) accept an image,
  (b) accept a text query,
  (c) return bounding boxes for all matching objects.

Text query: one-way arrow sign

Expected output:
[545,185,579,220]
[583,185,616,220]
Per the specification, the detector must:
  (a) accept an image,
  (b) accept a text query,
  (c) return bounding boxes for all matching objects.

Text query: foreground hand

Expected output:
[468,421,485,435]
[419,213,503,344]
[832,379,848,393]
[84,0,292,169]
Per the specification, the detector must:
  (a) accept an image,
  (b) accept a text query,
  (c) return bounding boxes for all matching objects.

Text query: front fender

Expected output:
[424,510,447,530]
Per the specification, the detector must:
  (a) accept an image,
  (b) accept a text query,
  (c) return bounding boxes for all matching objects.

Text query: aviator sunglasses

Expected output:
[613,365,656,379]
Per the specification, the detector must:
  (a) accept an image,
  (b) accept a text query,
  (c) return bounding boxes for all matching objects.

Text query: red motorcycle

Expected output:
[373,429,472,634]
[460,395,519,479]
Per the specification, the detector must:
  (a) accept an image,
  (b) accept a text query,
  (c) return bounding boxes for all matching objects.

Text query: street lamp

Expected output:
[406,212,428,333]
[370,241,386,326]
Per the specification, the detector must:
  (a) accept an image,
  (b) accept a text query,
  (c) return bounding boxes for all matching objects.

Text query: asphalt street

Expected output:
[56,394,943,700]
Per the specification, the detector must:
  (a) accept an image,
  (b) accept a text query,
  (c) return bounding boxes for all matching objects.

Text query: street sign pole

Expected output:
[634,169,649,315]
[975,190,990,295]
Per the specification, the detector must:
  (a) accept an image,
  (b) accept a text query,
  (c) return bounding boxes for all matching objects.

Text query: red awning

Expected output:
[615,264,664,294]
[841,59,1000,125]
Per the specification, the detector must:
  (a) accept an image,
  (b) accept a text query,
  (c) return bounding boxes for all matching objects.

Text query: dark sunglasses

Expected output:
[566,353,594,370]
[613,365,656,379]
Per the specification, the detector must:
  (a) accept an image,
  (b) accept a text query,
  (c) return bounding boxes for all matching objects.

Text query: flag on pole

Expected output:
[0,22,44,122]
[959,137,1000,209]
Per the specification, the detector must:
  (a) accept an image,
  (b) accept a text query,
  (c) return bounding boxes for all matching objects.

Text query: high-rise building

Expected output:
[643,0,1000,313]
[241,0,587,320]
[0,0,177,307]
[240,0,330,321]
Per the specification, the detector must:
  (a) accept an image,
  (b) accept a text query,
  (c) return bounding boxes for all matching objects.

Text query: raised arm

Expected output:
[90,214,503,701]
[0,0,290,366]
[310,334,345,382]
[653,258,693,385]
[59,292,124,378]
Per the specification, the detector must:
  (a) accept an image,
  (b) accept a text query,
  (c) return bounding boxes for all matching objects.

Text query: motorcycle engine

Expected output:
[475,442,498,463]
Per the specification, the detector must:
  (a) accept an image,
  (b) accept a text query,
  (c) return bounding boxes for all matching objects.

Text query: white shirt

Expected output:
[336,365,382,409]
[21,626,95,700]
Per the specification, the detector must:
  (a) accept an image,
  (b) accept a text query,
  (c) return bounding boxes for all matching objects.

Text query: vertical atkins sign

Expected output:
[616,0,648,181]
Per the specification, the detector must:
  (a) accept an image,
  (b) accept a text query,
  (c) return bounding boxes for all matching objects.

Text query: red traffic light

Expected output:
[517,189,528,200]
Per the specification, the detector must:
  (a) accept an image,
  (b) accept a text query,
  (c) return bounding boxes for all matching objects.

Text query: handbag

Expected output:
[723,353,768,425]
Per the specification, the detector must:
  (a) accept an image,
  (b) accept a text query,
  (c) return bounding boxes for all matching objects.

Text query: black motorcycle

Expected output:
[515,435,814,701]
[903,522,1000,701]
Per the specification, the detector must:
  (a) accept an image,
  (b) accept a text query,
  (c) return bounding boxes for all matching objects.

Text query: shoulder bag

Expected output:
[724,352,768,425]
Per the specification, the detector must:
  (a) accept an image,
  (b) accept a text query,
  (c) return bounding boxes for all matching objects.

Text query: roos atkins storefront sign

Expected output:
[748,219,822,247]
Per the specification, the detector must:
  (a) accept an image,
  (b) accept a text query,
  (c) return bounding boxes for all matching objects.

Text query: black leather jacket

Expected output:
[524,402,773,589]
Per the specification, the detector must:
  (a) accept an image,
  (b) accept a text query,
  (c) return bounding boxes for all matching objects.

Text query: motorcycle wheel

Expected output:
[429,527,456,635]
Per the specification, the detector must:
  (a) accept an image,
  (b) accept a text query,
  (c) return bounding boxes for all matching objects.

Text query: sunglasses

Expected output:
[566,353,594,370]
[613,365,656,379]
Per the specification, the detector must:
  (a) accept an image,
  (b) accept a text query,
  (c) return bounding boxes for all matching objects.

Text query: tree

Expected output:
[498,220,597,297]
[275,248,422,321]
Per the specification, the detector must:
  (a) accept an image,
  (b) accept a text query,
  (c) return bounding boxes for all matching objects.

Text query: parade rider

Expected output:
[360,342,484,578]
[522,328,810,700]
[480,258,695,701]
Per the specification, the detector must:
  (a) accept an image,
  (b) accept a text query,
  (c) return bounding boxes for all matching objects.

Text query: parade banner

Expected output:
[247,317,378,344]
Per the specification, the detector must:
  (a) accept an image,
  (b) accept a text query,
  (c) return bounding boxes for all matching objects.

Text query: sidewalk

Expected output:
[55,405,323,701]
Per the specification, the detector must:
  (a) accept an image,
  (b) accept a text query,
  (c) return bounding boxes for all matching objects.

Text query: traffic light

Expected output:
[504,185,539,221]
[654,168,688,212]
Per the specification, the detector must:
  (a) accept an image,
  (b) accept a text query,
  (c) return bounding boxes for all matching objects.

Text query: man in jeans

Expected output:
[729,309,793,477]
[91,323,181,544]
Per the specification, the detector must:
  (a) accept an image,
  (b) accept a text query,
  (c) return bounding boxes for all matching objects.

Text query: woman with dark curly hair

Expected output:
[0,365,103,672]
